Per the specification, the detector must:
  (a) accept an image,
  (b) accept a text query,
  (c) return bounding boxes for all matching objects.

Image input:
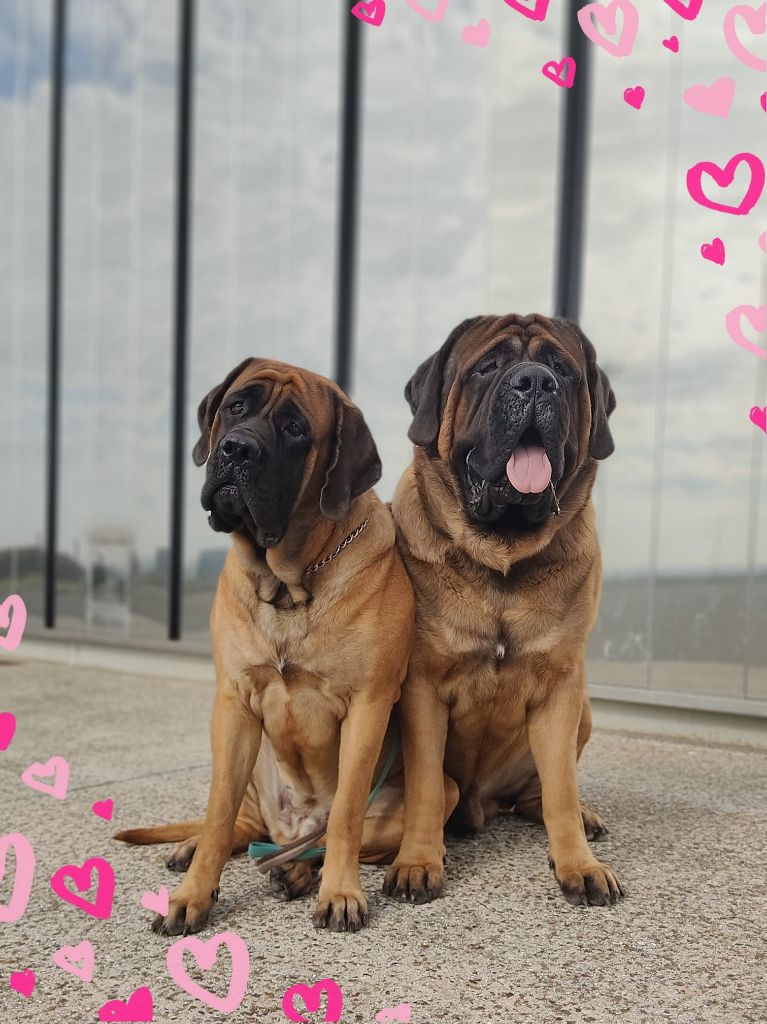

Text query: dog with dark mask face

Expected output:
[383,314,623,909]
[116,359,429,934]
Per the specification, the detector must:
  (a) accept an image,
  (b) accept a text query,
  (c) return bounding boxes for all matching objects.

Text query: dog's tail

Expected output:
[113,821,203,845]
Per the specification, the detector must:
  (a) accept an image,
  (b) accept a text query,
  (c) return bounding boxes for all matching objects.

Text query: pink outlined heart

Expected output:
[577,1,639,58]
[686,152,765,215]
[351,1,385,26]
[0,594,27,652]
[0,832,36,923]
[50,857,115,919]
[624,86,645,109]
[723,3,766,73]
[282,978,344,1022]
[406,0,448,22]
[141,885,169,916]
[750,406,767,433]
[663,35,680,51]
[0,711,16,750]
[98,986,153,1022]
[701,237,726,264]
[9,969,36,998]
[683,77,736,118]
[664,0,704,19]
[542,57,576,88]
[462,19,490,46]
[726,304,767,359]
[376,1005,413,1023]
[53,941,95,983]
[503,0,551,20]
[21,755,70,800]
[92,799,114,820]
[166,932,250,1013]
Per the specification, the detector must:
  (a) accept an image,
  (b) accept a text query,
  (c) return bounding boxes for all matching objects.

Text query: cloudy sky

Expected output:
[0,0,765,592]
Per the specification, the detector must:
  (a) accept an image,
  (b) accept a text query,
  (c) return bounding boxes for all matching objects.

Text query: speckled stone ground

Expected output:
[1,659,765,1024]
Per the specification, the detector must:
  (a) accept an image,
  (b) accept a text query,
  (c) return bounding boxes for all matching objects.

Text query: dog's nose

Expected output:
[508,364,559,397]
[219,433,263,463]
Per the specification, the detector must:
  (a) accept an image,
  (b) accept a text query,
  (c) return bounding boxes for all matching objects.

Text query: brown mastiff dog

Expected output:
[383,314,623,909]
[116,359,419,933]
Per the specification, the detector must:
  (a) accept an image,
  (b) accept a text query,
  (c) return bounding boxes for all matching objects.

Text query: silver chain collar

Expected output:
[303,515,371,576]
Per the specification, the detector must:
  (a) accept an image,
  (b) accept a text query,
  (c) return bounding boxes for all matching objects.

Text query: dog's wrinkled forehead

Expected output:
[452,314,584,370]
[221,361,334,428]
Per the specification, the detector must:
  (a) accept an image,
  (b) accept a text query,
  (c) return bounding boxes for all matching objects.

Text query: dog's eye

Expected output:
[472,361,497,378]
[284,420,304,437]
[228,400,245,415]
[549,357,571,378]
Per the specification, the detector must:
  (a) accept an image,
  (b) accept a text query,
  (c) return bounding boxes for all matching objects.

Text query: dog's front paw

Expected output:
[311,890,368,932]
[382,850,444,904]
[553,859,623,907]
[152,882,219,936]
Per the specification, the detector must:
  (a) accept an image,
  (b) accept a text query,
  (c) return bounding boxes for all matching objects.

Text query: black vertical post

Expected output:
[554,0,591,322]
[168,0,196,641]
[334,5,363,394]
[45,0,67,629]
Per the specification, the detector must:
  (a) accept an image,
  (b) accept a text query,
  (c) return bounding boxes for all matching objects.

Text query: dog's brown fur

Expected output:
[383,315,623,908]
[117,361,444,933]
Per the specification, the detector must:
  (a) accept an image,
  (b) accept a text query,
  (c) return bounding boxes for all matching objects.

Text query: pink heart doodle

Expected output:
[723,3,766,72]
[406,0,449,21]
[462,19,490,47]
[759,230,767,252]
[0,594,27,652]
[750,406,767,433]
[664,0,704,19]
[0,711,16,750]
[577,1,639,58]
[376,1005,413,1023]
[9,970,36,998]
[21,755,70,800]
[663,35,680,51]
[542,57,577,88]
[624,85,645,109]
[98,986,154,1022]
[0,832,36,923]
[92,799,114,820]
[53,941,96,983]
[701,237,726,264]
[141,885,169,916]
[761,92,767,111]
[726,304,767,359]
[686,152,765,216]
[282,979,344,1023]
[683,77,736,118]
[351,0,386,26]
[50,857,115,919]
[503,0,551,20]
[166,932,250,1013]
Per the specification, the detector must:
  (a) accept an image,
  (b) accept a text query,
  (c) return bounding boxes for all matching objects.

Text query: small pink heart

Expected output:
[750,406,767,433]
[53,940,95,983]
[663,0,704,20]
[624,85,645,109]
[376,1004,413,1023]
[141,885,169,916]
[92,799,114,820]
[686,152,765,216]
[723,3,766,74]
[683,77,736,118]
[726,304,767,359]
[759,230,767,253]
[0,711,16,750]
[50,856,116,919]
[761,92,767,112]
[503,0,551,19]
[0,594,27,652]
[462,18,490,47]
[701,237,725,264]
[406,0,448,21]
[663,34,680,51]
[9,970,36,998]
[351,0,385,26]
[577,0,639,58]
[21,755,70,800]
[0,832,36,924]
[167,932,250,1013]
[282,979,344,1022]
[98,986,153,1022]
[542,57,576,89]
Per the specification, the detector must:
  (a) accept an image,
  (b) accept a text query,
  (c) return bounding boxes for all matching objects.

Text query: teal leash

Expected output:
[248,727,400,863]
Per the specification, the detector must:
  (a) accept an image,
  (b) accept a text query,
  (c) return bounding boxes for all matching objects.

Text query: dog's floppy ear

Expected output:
[559,319,616,461]
[405,317,484,449]
[320,394,382,521]
[192,357,255,466]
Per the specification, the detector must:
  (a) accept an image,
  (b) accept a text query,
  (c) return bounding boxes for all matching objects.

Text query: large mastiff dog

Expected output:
[384,314,622,908]
[117,359,415,933]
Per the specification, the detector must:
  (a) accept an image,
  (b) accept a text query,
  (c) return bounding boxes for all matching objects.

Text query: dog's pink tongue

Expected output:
[506,445,552,494]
